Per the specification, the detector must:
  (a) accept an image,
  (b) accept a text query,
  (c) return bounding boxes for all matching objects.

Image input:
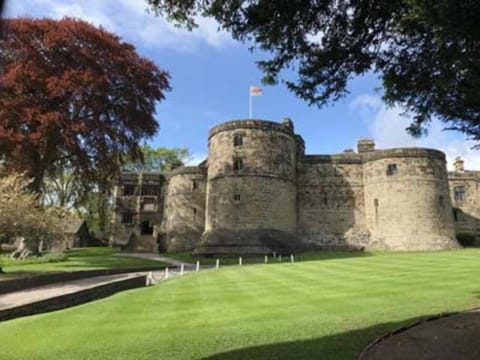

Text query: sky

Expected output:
[5,0,480,170]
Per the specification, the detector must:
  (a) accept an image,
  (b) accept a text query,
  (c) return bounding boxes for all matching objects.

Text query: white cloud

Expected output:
[351,94,480,170]
[4,0,234,51]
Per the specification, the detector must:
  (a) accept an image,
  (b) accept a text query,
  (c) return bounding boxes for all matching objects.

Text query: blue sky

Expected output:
[5,0,479,169]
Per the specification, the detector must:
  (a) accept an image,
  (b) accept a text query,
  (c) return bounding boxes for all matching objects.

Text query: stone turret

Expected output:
[197,119,300,255]
[363,148,459,250]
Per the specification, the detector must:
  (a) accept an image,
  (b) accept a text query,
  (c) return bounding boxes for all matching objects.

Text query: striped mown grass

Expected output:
[1,249,480,359]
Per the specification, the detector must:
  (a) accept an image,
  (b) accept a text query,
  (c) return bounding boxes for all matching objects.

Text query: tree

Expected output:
[0,18,171,193]
[147,0,480,143]
[0,173,69,259]
[123,145,190,172]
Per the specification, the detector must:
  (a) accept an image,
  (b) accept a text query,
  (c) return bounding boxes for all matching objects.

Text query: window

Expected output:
[192,180,198,191]
[234,193,241,202]
[386,164,398,176]
[233,134,243,146]
[141,185,160,196]
[141,197,157,211]
[140,220,154,235]
[233,158,243,170]
[121,213,134,225]
[193,207,197,222]
[374,199,379,207]
[123,185,136,196]
[454,186,466,201]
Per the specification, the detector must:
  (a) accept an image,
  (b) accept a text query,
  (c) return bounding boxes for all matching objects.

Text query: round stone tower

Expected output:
[363,148,460,250]
[196,119,299,255]
[163,166,207,252]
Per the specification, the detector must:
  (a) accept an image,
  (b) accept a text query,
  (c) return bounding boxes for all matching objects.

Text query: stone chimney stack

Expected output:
[357,139,375,153]
[453,156,465,172]
[282,117,294,131]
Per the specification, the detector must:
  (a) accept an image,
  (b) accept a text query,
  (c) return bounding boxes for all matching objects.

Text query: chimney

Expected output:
[357,139,375,153]
[282,117,294,131]
[453,156,465,172]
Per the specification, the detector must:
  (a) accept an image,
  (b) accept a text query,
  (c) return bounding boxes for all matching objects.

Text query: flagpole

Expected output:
[249,91,252,119]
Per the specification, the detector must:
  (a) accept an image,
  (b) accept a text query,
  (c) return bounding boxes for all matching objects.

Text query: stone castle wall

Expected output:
[111,118,474,254]
[163,167,207,252]
[297,154,367,249]
[448,170,480,245]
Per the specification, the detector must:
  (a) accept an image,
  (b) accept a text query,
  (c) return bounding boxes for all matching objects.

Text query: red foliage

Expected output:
[0,17,170,191]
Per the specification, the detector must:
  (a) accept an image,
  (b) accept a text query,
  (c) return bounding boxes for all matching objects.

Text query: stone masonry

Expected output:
[110,118,479,254]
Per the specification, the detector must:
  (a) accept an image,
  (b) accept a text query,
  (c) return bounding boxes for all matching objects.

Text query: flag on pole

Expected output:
[250,86,263,96]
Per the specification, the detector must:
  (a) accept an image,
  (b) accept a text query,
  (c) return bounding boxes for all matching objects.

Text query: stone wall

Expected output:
[448,170,480,245]
[363,149,459,250]
[297,153,367,249]
[163,167,207,251]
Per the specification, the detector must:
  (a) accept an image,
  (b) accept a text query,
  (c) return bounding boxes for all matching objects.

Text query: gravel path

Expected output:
[0,253,203,316]
[361,309,480,360]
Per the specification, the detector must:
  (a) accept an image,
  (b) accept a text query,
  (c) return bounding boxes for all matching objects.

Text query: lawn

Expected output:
[1,249,480,359]
[0,247,166,275]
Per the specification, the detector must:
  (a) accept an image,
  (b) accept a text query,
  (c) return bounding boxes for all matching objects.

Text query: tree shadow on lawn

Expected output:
[200,314,445,360]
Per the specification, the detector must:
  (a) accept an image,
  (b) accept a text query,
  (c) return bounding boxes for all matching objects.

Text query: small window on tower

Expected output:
[233,158,243,170]
[193,207,197,221]
[386,164,398,176]
[192,180,198,191]
[454,186,466,201]
[233,134,243,146]
[233,193,241,202]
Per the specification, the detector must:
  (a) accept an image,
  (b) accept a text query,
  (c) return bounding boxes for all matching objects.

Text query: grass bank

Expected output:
[1,249,479,359]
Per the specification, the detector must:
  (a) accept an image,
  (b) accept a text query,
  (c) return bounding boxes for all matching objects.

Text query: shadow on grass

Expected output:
[200,314,438,360]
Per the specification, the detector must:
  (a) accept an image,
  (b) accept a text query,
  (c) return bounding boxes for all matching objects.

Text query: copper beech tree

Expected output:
[0,18,170,193]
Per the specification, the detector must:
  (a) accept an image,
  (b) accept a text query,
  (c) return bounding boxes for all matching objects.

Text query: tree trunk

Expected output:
[10,236,40,259]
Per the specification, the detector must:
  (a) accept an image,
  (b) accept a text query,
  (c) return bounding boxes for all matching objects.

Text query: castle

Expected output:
[110,118,480,255]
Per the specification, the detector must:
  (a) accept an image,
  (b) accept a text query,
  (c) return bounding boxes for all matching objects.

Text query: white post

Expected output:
[265,255,268,264]
[216,259,219,269]
[273,251,276,258]
[165,267,169,279]
[196,261,200,272]
[239,256,242,266]
[279,254,282,262]
[146,271,153,286]
[180,263,184,275]
[290,254,294,263]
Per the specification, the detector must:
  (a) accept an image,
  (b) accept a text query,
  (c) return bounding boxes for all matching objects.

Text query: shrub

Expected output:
[0,252,68,267]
